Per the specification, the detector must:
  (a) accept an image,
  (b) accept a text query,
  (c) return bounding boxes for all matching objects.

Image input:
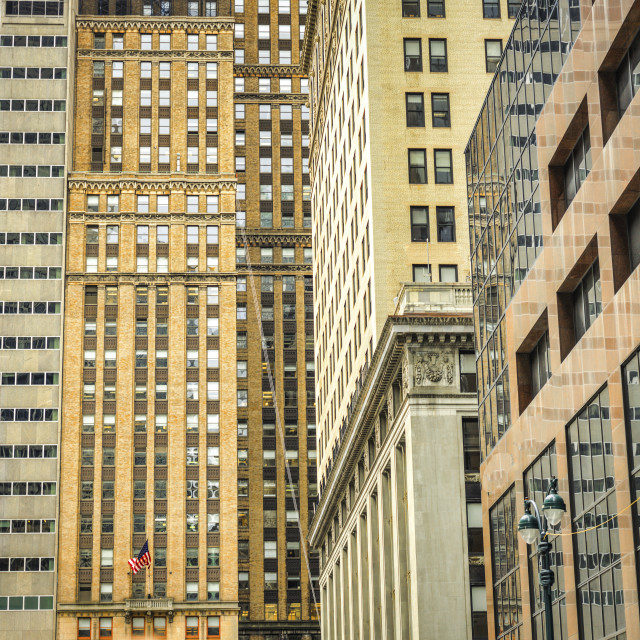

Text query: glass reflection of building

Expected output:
[466,0,582,457]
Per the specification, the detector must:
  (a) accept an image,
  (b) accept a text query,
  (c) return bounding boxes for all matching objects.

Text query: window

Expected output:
[439,264,457,282]
[412,264,431,283]
[410,206,429,242]
[483,0,499,18]
[403,39,422,71]
[402,0,419,17]
[484,39,502,73]
[434,149,453,183]
[207,616,220,638]
[616,30,640,117]
[507,0,520,17]
[431,93,450,127]
[429,39,447,71]
[570,260,602,343]
[436,206,455,241]
[564,127,591,207]
[427,0,444,15]
[406,93,425,127]
[408,149,427,184]
[462,418,480,472]
[459,352,476,392]
[530,331,551,398]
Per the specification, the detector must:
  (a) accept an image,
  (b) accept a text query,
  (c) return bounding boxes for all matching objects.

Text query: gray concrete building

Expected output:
[308,283,486,639]
[0,1,72,636]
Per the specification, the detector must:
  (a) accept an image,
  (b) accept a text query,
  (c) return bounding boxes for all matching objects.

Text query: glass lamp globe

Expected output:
[542,490,566,527]
[518,512,539,545]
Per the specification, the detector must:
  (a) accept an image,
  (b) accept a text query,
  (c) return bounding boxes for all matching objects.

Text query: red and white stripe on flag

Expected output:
[128,557,141,574]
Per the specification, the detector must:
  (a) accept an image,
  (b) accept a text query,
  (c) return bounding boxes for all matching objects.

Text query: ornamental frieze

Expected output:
[235,264,311,273]
[233,92,308,104]
[234,63,302,76]
[76,17,235,30]
[77,49,233,59]
[68,179,236,192]
[413,351,455,387]
[66,273,236,283]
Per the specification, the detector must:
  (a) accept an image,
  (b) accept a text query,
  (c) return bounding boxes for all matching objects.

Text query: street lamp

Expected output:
[518,476,566,640]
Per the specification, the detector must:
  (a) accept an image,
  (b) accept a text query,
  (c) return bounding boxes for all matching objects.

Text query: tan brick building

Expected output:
[57,1,319,638]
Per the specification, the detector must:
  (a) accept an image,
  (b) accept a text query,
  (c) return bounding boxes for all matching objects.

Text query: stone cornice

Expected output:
[237,230,312,245]
[68,178,237,192]
[234,63,303,77]
[77,48,233,59]
[66,272,237,283]
[233,92,307,104]
[68,212,235,222]
[76,16,235,31]
[236,264,311,273]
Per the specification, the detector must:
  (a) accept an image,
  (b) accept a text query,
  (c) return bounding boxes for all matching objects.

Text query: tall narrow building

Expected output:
[55,0,319,638]
[303,0,515,637]
[0,0,72,636]
[467,1,640,638]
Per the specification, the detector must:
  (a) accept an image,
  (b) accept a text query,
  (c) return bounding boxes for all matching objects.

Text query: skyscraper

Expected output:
[55,0,319,638]
[303,0,515,637]
[466,0,640,638]
[0,0,72,636]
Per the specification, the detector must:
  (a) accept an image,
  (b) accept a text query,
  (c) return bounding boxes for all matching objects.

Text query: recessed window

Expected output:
[436,206,455,241]
[427,0,444,16]
[507,0,520,17]
[615,29,640,117]
[431,93,450,127]
[563,127,591,208]
[434,149,453,183]
[402,0,419,17]
[410,206,429,242]
[412,264,431,283]
[403,38,422,72]
[530,331,551,399]
[405,93,425,127]
[429,39,447,72]
[572,260,602,343]
[439,264,457,283]
[482,0,499,18]
[408,149,427,183]
[484,39,502,73]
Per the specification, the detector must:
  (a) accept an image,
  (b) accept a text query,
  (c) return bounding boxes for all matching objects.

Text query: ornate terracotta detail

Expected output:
[414,352,454,386]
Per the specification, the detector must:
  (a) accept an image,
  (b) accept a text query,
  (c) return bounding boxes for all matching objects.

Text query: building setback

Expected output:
[55,0,319,638]
[466,0,640,638]
[0,0,72,636]
[302,0,515,637]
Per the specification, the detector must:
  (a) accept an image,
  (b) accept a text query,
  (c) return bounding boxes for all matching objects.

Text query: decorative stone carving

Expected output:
[414,351,454,386]
[401,354,409,398]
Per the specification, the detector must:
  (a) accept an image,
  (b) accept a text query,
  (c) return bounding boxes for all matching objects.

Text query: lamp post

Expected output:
[517,476,566,640]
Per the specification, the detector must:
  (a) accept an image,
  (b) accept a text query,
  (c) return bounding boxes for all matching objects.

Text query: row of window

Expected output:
[0,558,54,572]
[0,67,66,79]
[0,301,60,314]
[6,0,63,13]
[0,132,65,144]
[0,233,61,245]
[407,148,453,184]
[2,336,61,349]
[82,381,221,401]
[0,519,56,533]
[0,373,59,385]
[0,99,66,112]
[77,616,220,639]
[87,195,219,215]
[80,412,221,434]
[401,0,520,18]
[0,199,63,211]
[94,32,218,51]
[93,60,217,80]
[0,267,62,279]
[0,408,59,421]
[409,205,456,242]
[406,92,450,127]
[403,37,502,74]
[0,35,67,47]
[0,596,54,610]
[0,482,56,496]
[0,165,64,178]
[0,445,57,458]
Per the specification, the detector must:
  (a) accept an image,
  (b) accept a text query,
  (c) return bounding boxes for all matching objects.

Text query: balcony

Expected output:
[125,598,173,622]
[394,282,472,315]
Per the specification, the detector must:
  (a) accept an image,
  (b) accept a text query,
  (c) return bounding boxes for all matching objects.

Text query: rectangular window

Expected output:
[401,0,419,16]
[436,206,455,241]
[572,260,602,343]
[403,38,422,72]
[408,149,427,184]
[434,149,453,183]
[427,0,444,16]
[459,352,476,392]
[412,264,431,283]
[439,264,457,283]
[507,0,520,17]
[616,30,640,117]
[485,39,502,73]
[431,93,450,127]
[483,0,499,18]
[530,331,551,399]
[429,38,447,72]
[410,206,428,242]
[563,127,591,207]
[405,93,425,127]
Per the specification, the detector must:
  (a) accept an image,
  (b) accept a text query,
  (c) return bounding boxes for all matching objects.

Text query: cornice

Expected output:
[236,264,311,273]
[68,212,235,222]
[233,92,307,104]
[66,272,237,283]
[77,48,233,59]
[237,232,312,246]
[68,178,237,192]
[234,63,302,77]
[76,16,235,30]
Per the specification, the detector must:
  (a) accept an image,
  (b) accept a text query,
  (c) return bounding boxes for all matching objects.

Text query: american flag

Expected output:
[128,540,151,575]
